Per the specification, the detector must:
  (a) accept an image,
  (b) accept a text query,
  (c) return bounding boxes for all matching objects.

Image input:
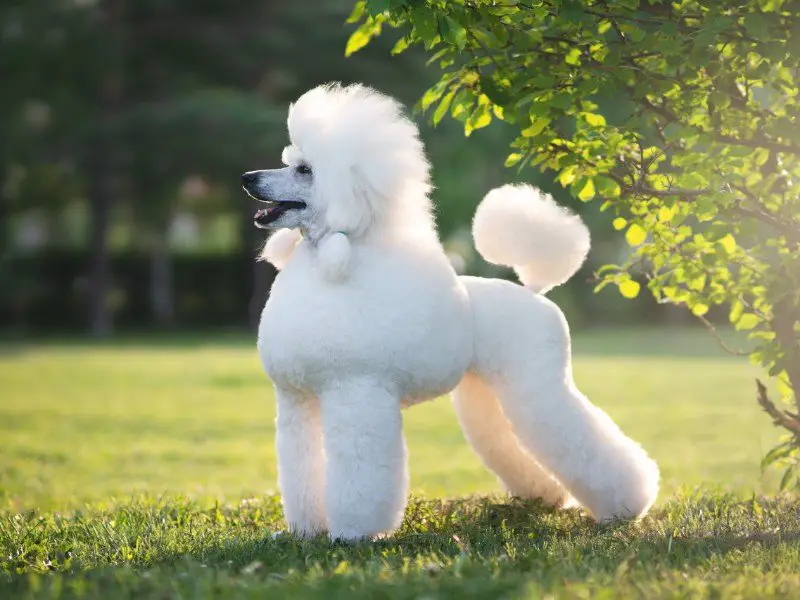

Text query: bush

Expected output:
[1,250,275,333]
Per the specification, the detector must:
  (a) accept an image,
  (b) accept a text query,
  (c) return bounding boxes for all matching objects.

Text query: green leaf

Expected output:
[391,36,411,55]
[619,279,641,299]
[346,1,366,24]
[552,92,572,111]
[565,47,582,66]
[578,178,595,201]
[365,0,390,16]
[709,90,731,110]
[762,442,794,470]
[743,13,771,39]
[736,313,761,331]
[658,205,676,222]
[780,465,796,491]
[691,302,709,316]
[440,15,467,50]
[681,172,709,189]
[604,46,621,66]
[777,374,793,399]
[729,300,744,324]
[410,6,438,42]
[582,112,606,127]
[432,88,456,125]
[480,75,510,106]
[718,234,736,255]
[504,153,523,167]
[688,274,706,291]
[596,176,621,198]
[695,197,717,222]
[559,166,577,187]
[472,110,491,129]
[465,102,492,136]
[522,118,549,137]
[420,78,453,110]
[345,29,372,57]
[345,16,385,56]
[625,223,647,247]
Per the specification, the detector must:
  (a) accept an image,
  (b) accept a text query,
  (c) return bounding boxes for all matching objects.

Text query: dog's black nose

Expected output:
[241,171,258,185]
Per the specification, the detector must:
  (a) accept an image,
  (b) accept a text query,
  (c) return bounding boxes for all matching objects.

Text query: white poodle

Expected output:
[241,83,659,541]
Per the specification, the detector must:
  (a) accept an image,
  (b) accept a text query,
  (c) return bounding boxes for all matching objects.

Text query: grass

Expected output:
[1,327,797,598]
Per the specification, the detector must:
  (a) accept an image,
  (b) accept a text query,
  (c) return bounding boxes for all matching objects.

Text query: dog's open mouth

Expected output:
[243,185,307,228]
[253,201,307,228]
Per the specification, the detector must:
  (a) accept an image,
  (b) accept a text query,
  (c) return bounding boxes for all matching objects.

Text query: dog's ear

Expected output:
[324,165,383,236]
[316,232,352,282]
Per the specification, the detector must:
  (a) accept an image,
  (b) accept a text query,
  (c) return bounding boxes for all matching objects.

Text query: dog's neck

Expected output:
[299,222,330,247]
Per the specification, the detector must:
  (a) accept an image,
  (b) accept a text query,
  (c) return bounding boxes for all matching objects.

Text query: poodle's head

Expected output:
[241,83,432,239]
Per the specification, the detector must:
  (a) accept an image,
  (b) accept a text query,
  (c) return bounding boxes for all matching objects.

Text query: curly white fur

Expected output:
[254,83,659,541]
[473,184,590,293]
[316,232,352,282]
[260,228,302,269]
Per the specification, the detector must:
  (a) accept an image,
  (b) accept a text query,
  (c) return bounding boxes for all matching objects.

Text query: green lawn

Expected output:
[1,328,797,598]
[0,328,778,511]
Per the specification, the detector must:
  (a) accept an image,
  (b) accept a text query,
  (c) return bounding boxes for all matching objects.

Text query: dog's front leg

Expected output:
[319,379,408,541]
[275,387,327,537]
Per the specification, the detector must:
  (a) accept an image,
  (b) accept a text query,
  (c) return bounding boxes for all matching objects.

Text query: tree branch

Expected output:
[757,379,800,440]
[694,313,749,357]
[772,298,800,415]
[734,205,800,248]
[714,134,800,156]
[547,140,707,198]
[637,97,800,156]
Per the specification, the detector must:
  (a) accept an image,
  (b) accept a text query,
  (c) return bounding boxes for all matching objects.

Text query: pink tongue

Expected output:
[255,206,282,220]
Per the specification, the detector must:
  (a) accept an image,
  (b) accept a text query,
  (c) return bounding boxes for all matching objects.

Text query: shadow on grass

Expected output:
[4,495,798,598]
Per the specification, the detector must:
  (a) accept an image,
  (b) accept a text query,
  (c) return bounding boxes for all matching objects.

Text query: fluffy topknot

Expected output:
[285,83,434,238]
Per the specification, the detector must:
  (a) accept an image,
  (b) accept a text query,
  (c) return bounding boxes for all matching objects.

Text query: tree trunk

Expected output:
[149,228,174,327]
[86,0,123,338]
[86,164,113,337]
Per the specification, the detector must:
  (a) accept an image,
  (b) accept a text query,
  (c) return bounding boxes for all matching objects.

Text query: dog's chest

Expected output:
[256,245,472,397]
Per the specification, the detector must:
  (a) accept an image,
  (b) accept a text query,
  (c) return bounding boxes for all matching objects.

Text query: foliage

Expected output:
[1,0,643,335]
[347,0,800,487]
[2,0,446,335]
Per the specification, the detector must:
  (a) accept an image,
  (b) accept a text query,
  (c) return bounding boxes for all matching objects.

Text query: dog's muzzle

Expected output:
[241,171,307,228]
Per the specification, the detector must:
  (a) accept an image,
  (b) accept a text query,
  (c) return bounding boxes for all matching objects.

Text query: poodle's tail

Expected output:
[472,184,590,294]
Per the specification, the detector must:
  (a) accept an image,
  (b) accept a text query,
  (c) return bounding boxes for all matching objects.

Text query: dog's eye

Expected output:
[296,164,312,175]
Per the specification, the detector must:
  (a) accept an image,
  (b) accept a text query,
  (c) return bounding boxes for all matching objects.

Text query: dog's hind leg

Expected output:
[461,277,659,522]
[453,373,573,507]
[275,387,328,537]
[480,314,660,522]
[319,378,408,541]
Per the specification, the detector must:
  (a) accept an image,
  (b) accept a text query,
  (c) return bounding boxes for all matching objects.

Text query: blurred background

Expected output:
[1,1,779,513]
[0,0,689,338]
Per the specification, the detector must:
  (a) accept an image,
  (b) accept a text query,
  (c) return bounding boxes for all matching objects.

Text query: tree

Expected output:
[2,0,441,332]
[349,0,800,487]
[2,1,294,333]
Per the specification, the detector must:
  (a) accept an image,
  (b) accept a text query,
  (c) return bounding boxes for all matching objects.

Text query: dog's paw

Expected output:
[317,232,352,283]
